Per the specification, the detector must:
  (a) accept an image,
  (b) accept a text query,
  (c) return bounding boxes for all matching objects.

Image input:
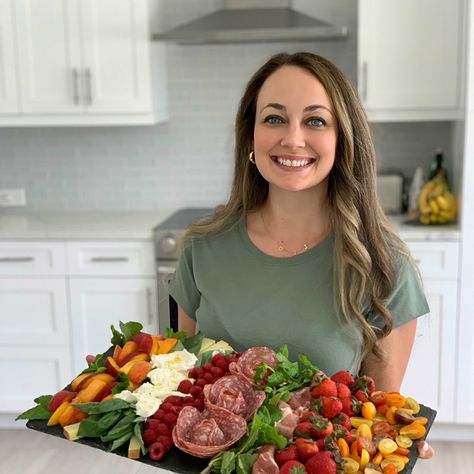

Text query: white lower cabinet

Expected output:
[69,277,157,374]
[400,279,457,422]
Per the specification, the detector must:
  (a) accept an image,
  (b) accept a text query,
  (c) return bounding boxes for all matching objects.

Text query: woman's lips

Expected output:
[271,155,317,170]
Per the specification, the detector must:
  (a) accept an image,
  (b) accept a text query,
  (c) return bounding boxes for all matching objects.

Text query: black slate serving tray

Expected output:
[26,404,436,473]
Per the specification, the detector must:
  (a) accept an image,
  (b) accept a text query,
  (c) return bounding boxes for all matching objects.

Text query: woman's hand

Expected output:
[178,305,196,337]
[360,319,417,393]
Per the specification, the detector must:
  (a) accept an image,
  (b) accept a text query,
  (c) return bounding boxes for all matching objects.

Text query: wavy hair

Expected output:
[185,52,410,362]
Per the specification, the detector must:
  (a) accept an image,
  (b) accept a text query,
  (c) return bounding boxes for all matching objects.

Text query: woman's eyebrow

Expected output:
[259,103,333,116]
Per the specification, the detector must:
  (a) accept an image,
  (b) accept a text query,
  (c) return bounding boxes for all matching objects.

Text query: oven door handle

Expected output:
[157,265,176,274]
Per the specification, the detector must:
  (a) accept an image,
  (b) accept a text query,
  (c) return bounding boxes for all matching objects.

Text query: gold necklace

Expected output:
[260,210,310,256]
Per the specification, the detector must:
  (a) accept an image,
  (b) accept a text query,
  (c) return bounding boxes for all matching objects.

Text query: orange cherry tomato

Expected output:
[386,392,406,408]
[372,420,391,436]
[370,390,388,406]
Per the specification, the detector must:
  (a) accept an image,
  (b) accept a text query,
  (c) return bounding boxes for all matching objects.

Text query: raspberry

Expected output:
[188,367,202,379]
[168,405,182,416]
[177,379,193,394]
[214,359,229,371]
[202,363,214,373]
[156,435,173,451]
[146,419,161,431]
[203,372,214,383]
[149,441,167,461]
[210,366,224,378]
[162,412,178,427]
[164,395,183,406]
[211,353,225,365]
[151,409,165,420]
[189,385,203,398]
[194,398,205,411]
[154,423,171,437]
[160,402,174,413]
[182,396,195,405]
[142,428,157,445]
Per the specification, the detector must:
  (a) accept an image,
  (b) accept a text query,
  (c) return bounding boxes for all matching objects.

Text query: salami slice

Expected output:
[229,347,277,387]
[203,375,266,421]
[172,405,248,458]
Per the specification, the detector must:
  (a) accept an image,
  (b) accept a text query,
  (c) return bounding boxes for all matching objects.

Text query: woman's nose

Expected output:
[280,123,305,149]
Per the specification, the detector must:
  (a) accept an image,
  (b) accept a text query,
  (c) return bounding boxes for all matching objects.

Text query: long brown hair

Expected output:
[186,52,410,362]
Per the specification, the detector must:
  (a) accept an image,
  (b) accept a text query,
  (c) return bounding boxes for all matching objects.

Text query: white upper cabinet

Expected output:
[0,0,19,114]
[358,0,464,121]
[1,0,167,125]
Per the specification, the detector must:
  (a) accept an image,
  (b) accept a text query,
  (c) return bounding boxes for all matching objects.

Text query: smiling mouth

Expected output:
[271,156,317,168]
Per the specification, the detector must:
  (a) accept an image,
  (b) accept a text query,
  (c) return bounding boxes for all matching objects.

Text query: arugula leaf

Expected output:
[236,453,259,474]
[181,331,204,355]
[15,395,52,421]
[166,328,188,340]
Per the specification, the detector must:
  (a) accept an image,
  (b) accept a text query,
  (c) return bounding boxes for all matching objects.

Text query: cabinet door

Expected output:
[69,278,157,374]
[80,0,152,114]
[14,0,83,113]
[358,0,461,120]
[0,345,72,412]
[0,277,69,345]
[0,0,19,114]
[400,279,457,422]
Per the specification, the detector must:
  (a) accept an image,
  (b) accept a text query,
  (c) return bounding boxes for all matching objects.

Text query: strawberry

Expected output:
[313,396,343,419]
[353,389,369,403]
[294,437,319,462]
[330,370,354,387]
[309,415,333,439]
[340,397,362,417]
[279,460,307,474]
[300,410,317,422]
[274,444,298,467]
[331,413,351,431]
[332,424,353,444]
[336,383,351,399]
[311,378,337,398]
[295,421,313,437]
[305,451,337,474]
[352,375,376,395]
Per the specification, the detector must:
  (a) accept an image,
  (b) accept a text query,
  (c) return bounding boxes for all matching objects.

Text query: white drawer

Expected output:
[0,241,66,275]
[405,241,459,279]
[66,241,155,276]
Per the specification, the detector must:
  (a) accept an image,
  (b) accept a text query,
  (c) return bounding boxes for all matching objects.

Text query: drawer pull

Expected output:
[146,287,153,325]
[90,257,129,263]
[0,256,34,263]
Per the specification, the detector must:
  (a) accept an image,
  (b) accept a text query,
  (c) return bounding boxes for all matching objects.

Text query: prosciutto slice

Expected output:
[229,347,277,387]
[172,405,248,459]
[251,444,279,474]
[203,375,265,421]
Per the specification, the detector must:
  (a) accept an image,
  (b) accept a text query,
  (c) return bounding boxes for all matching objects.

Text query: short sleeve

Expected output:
[169,241,201,320]
[367,253,430,330]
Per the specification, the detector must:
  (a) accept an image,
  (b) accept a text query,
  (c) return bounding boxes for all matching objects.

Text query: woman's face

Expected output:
[253,65,337,193]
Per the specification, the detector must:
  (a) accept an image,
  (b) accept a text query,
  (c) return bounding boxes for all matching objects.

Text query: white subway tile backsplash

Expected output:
[0,0,454,211]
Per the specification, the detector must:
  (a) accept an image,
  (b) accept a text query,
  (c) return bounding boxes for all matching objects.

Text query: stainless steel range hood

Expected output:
[153,0,348,45]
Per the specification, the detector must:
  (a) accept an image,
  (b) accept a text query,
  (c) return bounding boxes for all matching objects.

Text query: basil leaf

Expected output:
[111,373,129,394]
[166,328,188,340]
[15,404,51,421]
[73,398,130,414]
[110,324,124,347]
[181,331,204,355]
[120,321,143,342]
[108,430,133,452]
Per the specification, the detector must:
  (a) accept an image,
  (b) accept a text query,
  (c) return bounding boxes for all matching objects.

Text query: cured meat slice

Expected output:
[288,387,312,410]
[172,405,247,459]
[203,375,265,421]
[251,444,279,474]
[276,401,300,439]
[229,347,277,387]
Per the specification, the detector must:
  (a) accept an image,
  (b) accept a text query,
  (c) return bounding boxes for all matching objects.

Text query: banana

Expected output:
[429,199,440,214]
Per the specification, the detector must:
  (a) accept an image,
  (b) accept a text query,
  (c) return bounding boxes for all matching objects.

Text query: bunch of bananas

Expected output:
[418,173,457,224]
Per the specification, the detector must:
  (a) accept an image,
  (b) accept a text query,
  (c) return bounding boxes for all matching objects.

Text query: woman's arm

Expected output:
[360,319,417,393]
[178,305,196,337]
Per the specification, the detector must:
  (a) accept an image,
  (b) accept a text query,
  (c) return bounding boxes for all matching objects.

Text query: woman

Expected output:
[169,52,429,392]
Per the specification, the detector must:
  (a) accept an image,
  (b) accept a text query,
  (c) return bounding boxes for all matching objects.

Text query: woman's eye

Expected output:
[307,117,326,127]
[264,115,284,125]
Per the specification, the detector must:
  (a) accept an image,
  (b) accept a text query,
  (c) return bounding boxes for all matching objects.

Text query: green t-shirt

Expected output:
[169,216,429,375]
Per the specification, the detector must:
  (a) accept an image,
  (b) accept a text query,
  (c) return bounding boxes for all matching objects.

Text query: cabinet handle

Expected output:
[146,287,153,325]
[0,256,34,263]
[361,62,368,102]
[84,68,93,105]
[72,68,80,105]
[90,257,129,263]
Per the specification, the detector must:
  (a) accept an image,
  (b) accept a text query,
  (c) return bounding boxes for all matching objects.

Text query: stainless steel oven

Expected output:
[153,208,213,332]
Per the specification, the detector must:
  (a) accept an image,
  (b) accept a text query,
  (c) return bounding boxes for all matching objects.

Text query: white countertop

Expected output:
[0,210,176,241]
[0,210,461,241]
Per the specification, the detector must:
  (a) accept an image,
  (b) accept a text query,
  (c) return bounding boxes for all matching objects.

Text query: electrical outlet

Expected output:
[0,188,27,207]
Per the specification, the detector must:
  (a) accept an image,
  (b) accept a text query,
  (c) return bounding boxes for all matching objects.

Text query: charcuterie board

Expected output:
[26,403,436,473]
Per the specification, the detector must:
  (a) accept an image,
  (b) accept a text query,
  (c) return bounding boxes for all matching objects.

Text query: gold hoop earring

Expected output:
[249,151,256,164]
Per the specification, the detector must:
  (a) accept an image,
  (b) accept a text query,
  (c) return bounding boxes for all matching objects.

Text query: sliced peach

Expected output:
[72,379,108,404]
[133,332,153,353]
[48,390,77,413]
[119,354,150,375]
[127,380,140,392]
[112,345,122,363]
[71,373,93,392]
[150,335,161,355]
[157,338,178,354]
[118,340,138,365]
[47,401,70,426]
[104,356,121,377]
[119,350,150,367]
[59,405,88,427]
[93,381,118,402]
[128,361,153,385]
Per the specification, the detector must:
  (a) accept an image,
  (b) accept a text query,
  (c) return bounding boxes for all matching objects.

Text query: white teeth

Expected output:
[276,157,312,167]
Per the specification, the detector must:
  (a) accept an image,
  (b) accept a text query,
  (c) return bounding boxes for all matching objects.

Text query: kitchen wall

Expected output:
[0,0,455,211]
